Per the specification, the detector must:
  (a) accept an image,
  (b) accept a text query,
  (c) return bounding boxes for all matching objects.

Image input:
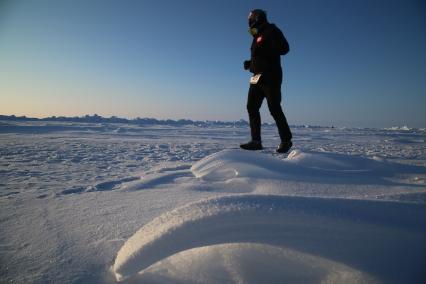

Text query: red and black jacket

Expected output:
[249,23,289,81]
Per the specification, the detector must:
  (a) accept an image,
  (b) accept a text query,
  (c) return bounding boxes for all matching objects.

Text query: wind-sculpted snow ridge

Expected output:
[113,194,426,283]
[191,149,425,186]
[109,147,425,194]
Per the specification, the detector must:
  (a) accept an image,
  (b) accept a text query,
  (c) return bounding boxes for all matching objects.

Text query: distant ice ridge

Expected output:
[384,126,411,131]
[0,114,250,128]
[112,149,426,283]
[2,114,424,132]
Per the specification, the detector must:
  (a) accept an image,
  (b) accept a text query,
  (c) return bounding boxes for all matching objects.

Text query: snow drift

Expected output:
[191,149,423,186]
[113,195,426,283]
[113,150,426,283]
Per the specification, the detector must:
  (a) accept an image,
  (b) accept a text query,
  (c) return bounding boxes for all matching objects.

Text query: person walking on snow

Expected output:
[240,9,293,153]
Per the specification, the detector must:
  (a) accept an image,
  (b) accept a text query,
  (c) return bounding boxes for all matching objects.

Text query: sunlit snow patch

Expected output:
[112,195,426,283]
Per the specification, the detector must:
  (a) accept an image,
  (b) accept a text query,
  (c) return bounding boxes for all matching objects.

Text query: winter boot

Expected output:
[240,140,263,151]
[276,141,292,153]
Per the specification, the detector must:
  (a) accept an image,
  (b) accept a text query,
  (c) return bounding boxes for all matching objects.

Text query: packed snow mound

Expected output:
[112,195,426,283]
[191,149,417,185]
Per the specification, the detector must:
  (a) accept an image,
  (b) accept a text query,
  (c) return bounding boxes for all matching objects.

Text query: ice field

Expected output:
[1,120,425,283]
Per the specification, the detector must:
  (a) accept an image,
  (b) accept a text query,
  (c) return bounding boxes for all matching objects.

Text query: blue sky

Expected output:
[0,0,425,127]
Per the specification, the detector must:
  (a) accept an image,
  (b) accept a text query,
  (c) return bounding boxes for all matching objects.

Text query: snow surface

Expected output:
[1,120,426,283]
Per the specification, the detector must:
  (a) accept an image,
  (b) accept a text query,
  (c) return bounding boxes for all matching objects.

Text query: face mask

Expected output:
[249,27,258,36]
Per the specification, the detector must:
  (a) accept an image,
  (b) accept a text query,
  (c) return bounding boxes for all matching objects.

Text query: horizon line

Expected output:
[1,114,423,130]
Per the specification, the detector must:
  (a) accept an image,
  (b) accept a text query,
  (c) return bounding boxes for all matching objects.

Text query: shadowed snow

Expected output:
[128,243,378,284]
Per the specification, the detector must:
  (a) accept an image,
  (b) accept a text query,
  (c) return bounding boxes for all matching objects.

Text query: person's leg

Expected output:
[247,84,264,142]
[261,83,292,142]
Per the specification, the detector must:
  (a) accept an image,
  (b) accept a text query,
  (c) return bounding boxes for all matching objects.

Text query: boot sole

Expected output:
[240,146,263,151]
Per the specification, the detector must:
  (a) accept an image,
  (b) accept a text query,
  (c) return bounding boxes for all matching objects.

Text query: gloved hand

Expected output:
[244,60,251,70]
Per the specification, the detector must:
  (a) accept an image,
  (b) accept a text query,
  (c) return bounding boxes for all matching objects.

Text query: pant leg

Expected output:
[261,83,292,141]
[247,84,264,142]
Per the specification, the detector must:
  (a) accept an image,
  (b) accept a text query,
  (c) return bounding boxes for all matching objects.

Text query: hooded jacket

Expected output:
[249,23,289,81]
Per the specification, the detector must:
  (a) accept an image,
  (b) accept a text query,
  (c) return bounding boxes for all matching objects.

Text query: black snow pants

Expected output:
[246,80,292,143]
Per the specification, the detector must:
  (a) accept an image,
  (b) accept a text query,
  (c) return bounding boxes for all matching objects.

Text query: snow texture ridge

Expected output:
[113,194,426,282]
